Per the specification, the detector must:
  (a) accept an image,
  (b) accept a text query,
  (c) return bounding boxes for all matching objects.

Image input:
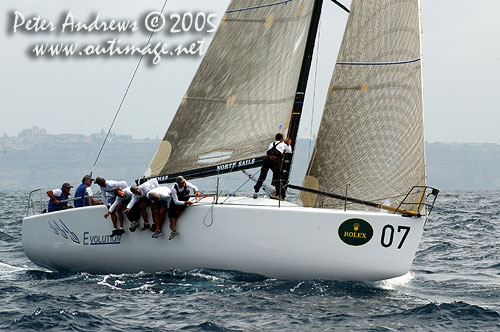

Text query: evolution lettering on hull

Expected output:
[83,232,121,245]
[338,218,373,246]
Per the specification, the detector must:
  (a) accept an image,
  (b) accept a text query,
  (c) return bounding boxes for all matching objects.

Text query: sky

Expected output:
[1,0,500,144]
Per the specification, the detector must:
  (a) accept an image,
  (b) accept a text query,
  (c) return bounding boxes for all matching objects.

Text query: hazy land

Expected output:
[1,128,499,193]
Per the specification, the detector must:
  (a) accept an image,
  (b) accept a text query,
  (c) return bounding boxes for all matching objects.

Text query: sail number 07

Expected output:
[381,225,411,249]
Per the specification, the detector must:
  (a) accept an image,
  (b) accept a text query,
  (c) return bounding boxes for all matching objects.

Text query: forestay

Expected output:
[300,0,426,211]
[146,0,315,181]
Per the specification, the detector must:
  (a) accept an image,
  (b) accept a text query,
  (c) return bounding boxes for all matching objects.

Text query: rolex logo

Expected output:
[338,218,373,246]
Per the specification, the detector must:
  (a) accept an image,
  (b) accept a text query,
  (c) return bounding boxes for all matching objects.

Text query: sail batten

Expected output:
[146,0,315,179]
[226,0,296,14]
[182,95,296,105]
[300,0,425,211]
[336,58,421,66]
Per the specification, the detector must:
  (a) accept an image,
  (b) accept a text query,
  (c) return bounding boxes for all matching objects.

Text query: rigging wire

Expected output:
[89,0,169,177]
[216,0,296,194]
[304,184,409,209]
[307,0,350,163]
[219,0,301,194]
[217,99,235,193]
[222,169,260,204]
[307,19,322,163]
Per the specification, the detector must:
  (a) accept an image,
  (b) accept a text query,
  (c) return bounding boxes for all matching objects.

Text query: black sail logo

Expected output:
[338,218,373,246]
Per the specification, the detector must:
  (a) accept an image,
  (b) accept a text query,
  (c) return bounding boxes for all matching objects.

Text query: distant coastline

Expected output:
[1,126,500,191]
[0,126,159,190]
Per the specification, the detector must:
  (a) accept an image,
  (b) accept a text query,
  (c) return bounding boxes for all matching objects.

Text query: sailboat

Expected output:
[22,0,438,281]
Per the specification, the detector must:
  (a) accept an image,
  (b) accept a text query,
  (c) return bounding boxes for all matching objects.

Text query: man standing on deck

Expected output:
[168,176,200,240]
[253,133,292,199]
[74,175,103,208]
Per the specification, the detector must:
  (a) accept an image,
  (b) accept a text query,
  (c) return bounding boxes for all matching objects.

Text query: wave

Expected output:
[3,307,113,332]
[417,240,458,256]
[0,231,16,242]
[180,321,243,332]
[0,262,26,272]
[22,270,75,281]
[367,302,500,331]
[84,268,392,299]
[401,301,500,320]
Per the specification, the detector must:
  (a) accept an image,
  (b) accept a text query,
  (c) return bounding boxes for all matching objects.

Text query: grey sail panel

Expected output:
[146,1,314,178]
[300,0,426,211]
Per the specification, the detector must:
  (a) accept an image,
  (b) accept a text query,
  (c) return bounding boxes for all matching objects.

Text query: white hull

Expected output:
[22,197,425,281]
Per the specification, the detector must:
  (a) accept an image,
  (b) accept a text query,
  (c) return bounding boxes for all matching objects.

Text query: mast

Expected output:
[281,0,324,196]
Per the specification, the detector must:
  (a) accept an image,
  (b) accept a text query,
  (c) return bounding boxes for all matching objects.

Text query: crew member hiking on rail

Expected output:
[104,186,139,237]
[96,176,128,231]
[95,176,128,205]
[169,176,200,240]
[253,133,292,199]
[125,178,159,232]
[147,186,172,239]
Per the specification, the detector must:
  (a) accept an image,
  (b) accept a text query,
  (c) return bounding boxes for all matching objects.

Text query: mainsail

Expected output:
[300,0,426,211]
[146,0,315,182]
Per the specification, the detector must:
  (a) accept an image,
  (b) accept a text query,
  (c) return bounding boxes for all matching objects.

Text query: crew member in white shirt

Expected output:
[95,176,128,205]
[147,186,172,238]
[104,186,137,237]
[125,178,159,232]
[168,176,200,240]
[95,176,128,230]
[253,133,292,199]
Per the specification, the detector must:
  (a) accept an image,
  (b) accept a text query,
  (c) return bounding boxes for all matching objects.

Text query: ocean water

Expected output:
[0,190,499,331]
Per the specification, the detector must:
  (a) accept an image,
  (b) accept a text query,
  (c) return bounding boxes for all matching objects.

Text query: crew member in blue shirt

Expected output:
[74,175,103,208]
[46,183,73,212]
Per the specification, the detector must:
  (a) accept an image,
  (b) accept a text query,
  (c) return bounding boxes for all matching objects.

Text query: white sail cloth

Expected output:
[301,0,426,211]
[146,0,315,178]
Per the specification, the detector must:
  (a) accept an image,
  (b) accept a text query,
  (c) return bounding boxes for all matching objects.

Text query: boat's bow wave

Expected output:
[0,262,26,272]
[377,271,414,290]
[79,268,391,298]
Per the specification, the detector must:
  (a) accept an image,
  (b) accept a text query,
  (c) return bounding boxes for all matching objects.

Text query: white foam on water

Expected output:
[97,274,127,291]
[377,271,414,290]
[0,261,25,272]
[190,271,222,282]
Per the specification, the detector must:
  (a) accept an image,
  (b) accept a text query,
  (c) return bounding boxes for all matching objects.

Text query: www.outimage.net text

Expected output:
[10,10,217,64]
